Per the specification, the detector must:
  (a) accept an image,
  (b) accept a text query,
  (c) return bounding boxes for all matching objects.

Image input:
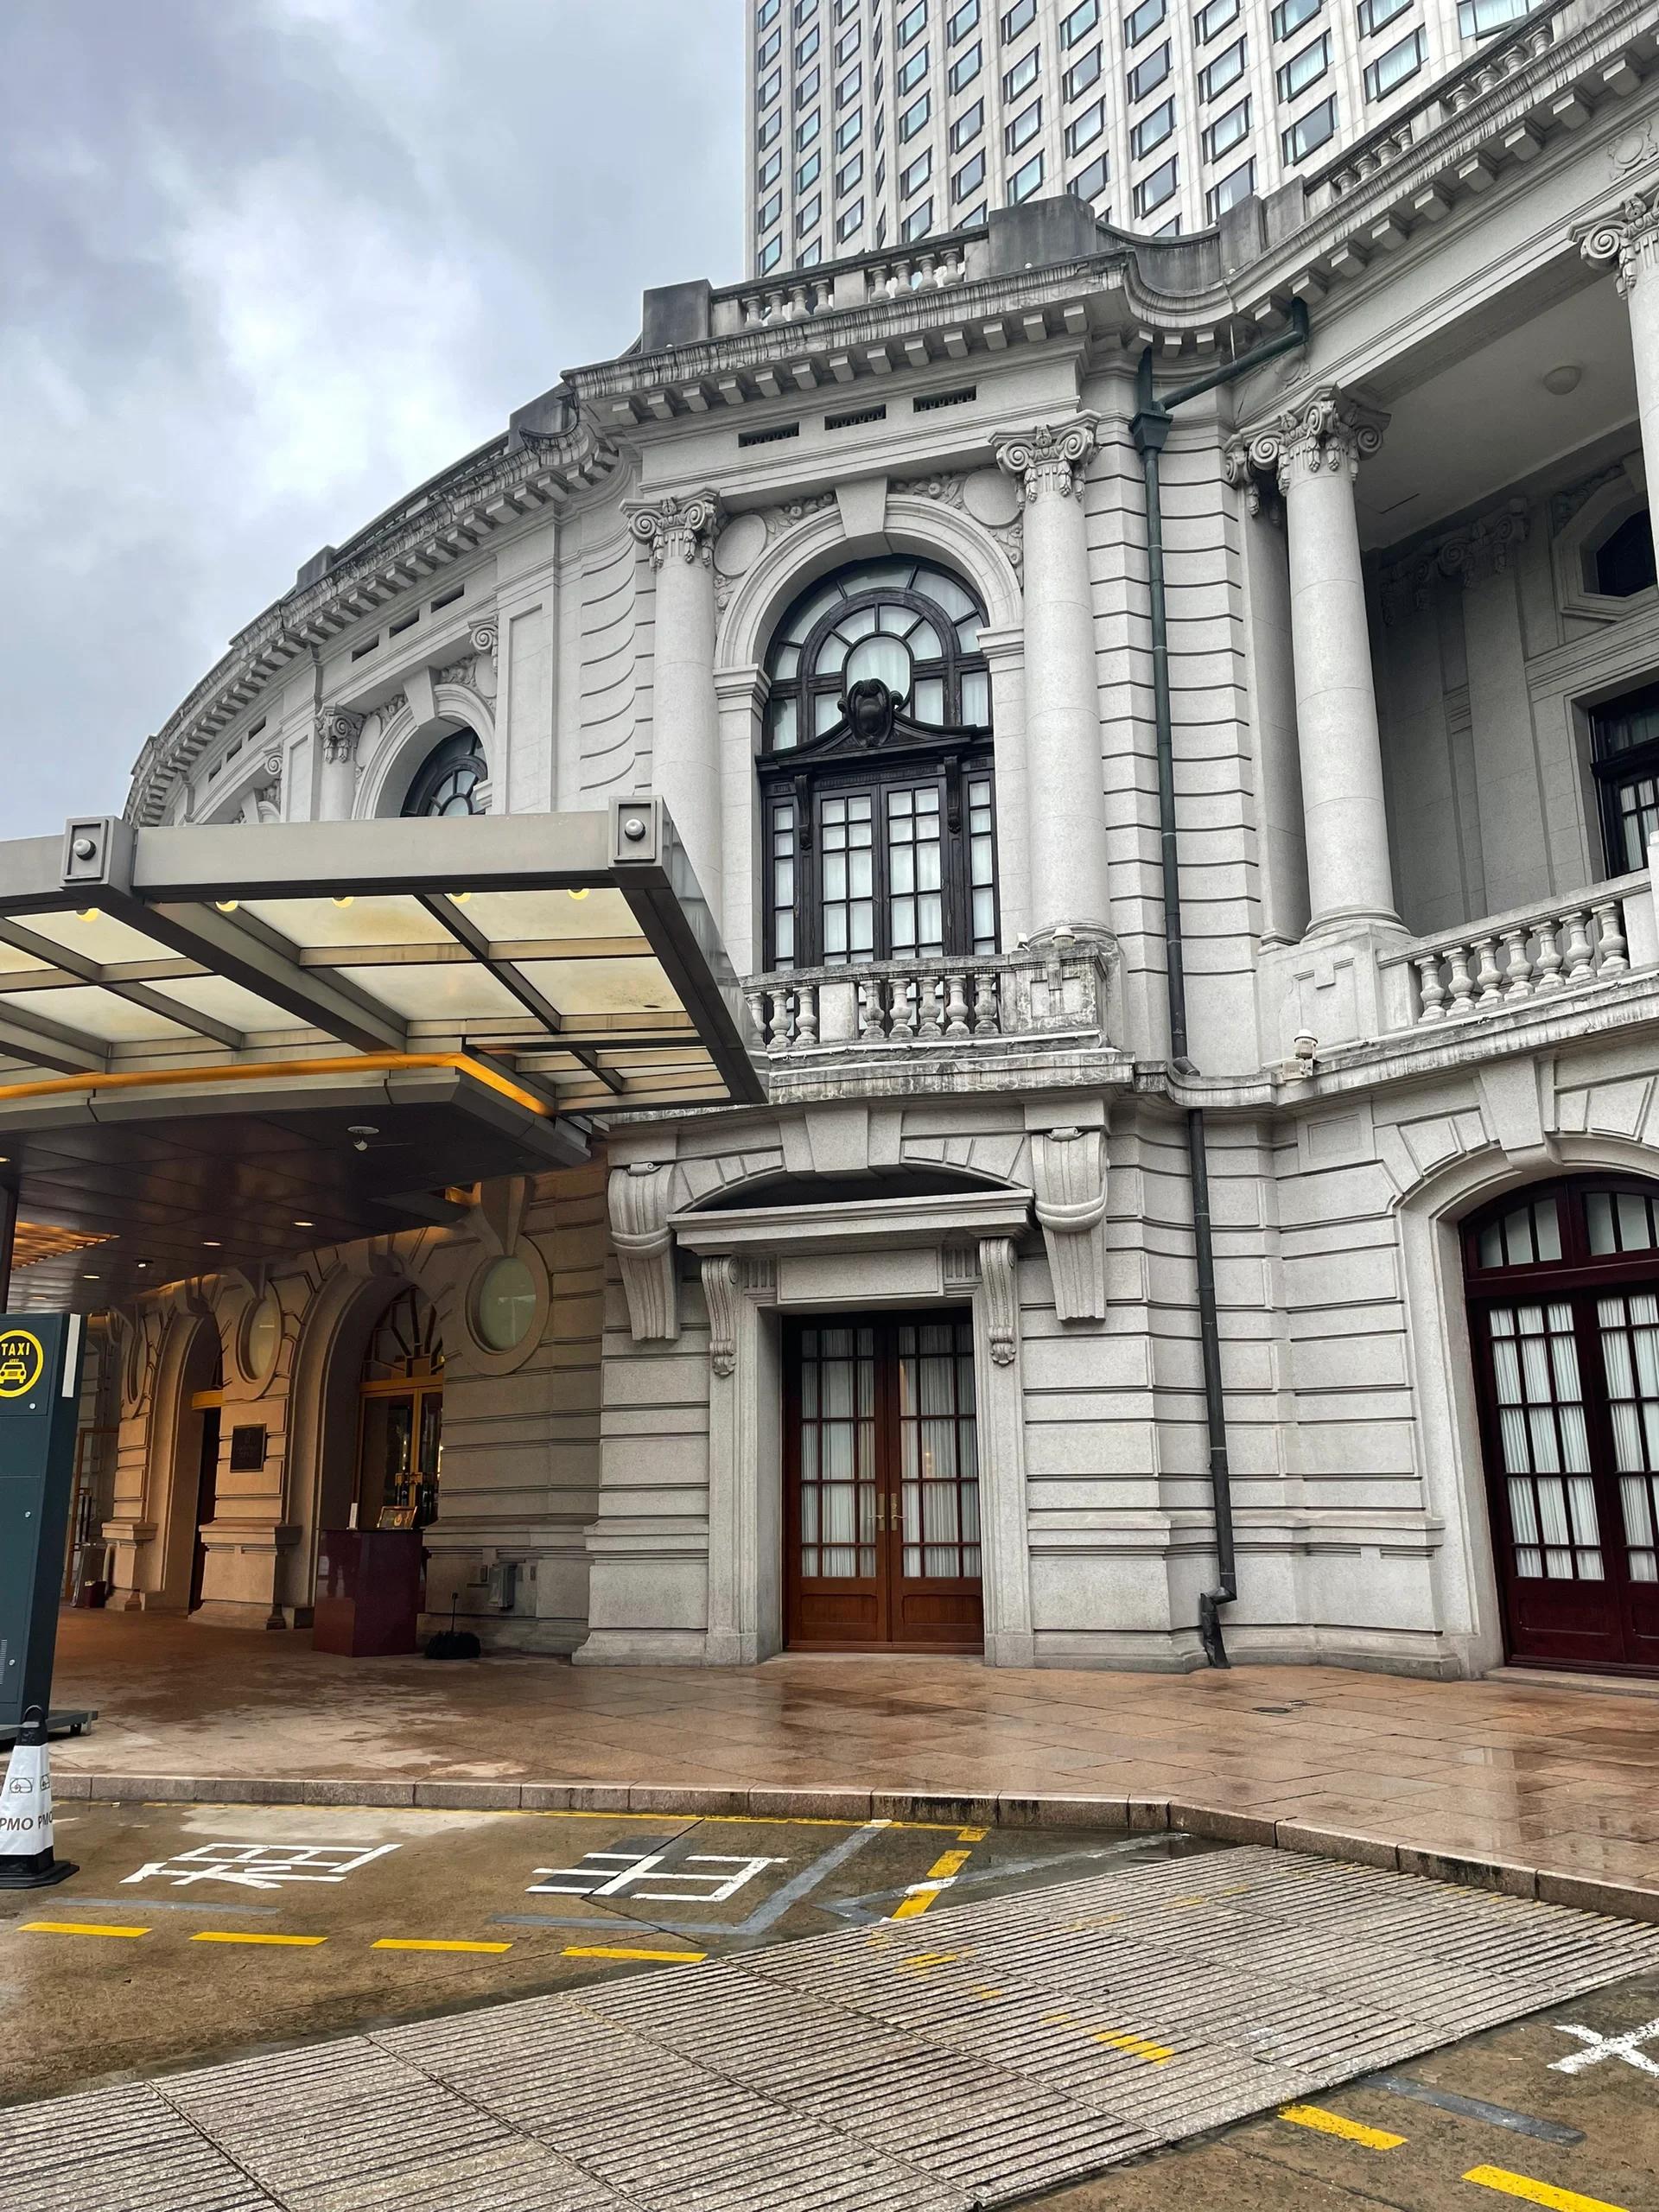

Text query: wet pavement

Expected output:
[0,1800,1211,2104]
[1033,1967,1659,2211]
[48,1611,1659,1910]
[4,1842,1657,2209]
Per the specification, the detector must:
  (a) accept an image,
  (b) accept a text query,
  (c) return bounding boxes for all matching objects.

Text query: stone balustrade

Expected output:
[747,940,1117,1064]
[1380,873,1655,1032]
[712,240,977,336]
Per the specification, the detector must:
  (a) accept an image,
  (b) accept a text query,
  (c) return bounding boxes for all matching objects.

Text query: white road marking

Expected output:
[1548,2016,1659,2077]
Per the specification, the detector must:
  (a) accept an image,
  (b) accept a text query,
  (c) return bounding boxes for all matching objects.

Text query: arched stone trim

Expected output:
[1552,452,1654,626]
[1393,1125,1659,1678]
[278,1249,460,1618]
[355,688,496,821]
[715,493,1023,675]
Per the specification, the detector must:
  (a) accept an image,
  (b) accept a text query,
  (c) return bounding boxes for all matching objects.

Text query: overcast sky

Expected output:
[0,0,742,834]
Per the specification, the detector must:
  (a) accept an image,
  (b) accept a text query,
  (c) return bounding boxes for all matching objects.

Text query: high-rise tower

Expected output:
[746,0,1541,273]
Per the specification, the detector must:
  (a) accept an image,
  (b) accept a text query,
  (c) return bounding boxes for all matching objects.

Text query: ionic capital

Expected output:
[993,416,1099,502]
[1575,186,1659,298]
[316,708,364,766]
[1230,387,1389,502]
[627,490,722,569]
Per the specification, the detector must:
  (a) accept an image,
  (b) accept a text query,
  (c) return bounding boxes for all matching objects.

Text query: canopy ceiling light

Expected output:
[0,799,760,1309]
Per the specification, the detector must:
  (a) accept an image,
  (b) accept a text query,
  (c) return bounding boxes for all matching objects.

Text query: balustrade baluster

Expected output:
[972,969,1000,1034]
[1445,942,1477,1018]
[1533,917,1565,991]
[1561,908,1594,982]
[941,974,970,1039]
[746,989,772,1052]
[894,976,919,1039]
[794,985,818,1046]
[1473,935,1503,1006]
[1500,926,1533,1001]
[1414,953,1447,1023]
[856,978,885,1041]
[1592,897,1630,976]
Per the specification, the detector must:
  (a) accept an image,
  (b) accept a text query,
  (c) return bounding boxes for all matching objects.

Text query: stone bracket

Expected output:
[1029,1125,1109,1321]
[608,1162,680,1343]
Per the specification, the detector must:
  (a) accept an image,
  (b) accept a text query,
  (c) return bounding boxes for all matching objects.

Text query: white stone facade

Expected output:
[102,3,1659,1679]
[744,0,1556,274]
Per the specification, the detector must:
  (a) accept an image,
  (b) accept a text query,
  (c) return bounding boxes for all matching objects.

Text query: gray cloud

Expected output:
[0,0,742,831]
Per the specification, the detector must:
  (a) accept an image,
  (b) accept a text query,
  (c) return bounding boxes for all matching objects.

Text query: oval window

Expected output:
[475,1255,538,1352]
[244,1287,283,1383]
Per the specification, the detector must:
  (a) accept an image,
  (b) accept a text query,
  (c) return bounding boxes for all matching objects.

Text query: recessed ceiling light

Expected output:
[214,899,239,912]
[568,887,590,902]
[347,1124,379,1137]
[1541,363,1583,396]
[202,1239,222,1249]
[451,891,471,903]
[293,1218,315,1229]
[82,1272,99,1280]
[332,895,354,907]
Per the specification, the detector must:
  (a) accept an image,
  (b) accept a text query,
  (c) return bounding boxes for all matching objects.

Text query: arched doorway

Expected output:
[353,1287,444,1530]
[1465,1178,1659,1675]
[185,1332,224,1611]
[401,727,486,817]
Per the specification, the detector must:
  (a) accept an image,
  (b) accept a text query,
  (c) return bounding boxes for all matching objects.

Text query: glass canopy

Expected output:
[0,800,760,1308]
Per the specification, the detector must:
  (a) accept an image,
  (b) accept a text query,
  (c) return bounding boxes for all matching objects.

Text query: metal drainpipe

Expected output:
[1128,302,1310,1668]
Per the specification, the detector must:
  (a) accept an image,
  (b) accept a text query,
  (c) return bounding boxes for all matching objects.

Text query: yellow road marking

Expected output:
[1463,2167,1627,2212]
[562,1944,708,1963]
[957,1826,988,1841]
[372,1938,512,1955]
[190,1932,327,1948]
[1095,2029,1174,2064]
[890,1846,976,1920]
[21,1921,148,1940]
[1279,2105,1406,2151]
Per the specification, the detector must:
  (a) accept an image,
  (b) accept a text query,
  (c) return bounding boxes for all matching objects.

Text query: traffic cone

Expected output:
[0,1708,76,1889]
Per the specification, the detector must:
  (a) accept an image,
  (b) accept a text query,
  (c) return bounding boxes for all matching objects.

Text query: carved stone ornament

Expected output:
[316,708,364,766]
[702,1256,739,1376]
[470,619,499,668]
[1575,186,1659,298]
[840,677,906,746]
[993,418,1099,503]
[977,1236,1018,1366]
[760,490,836,543]
[629,490,722,569]
[1225,388,1387,512]
[433,654,478,689]
[893,469,1025,574]
[1030,1126,1109,1323]
[1380,498,1530,617]
[607,1162,679,1344]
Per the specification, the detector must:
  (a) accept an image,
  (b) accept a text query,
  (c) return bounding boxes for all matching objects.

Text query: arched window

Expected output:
[402,728,486,818]
[1464,1178,1659,1675]
[759,557,996,970]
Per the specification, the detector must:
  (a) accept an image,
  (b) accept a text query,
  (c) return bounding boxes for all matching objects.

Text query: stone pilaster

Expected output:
[1227,390,1400,938]
[993,418,1112,941]
[629,491,724,925]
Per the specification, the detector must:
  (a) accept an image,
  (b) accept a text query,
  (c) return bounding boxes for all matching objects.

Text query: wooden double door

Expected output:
[784,1311,983,1652]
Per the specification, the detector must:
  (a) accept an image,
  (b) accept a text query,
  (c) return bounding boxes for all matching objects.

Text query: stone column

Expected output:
[629,492,724,927]
[1236,390,1400,937]
[1578,186,1659,501]
[316,710,363,822]
[993,419,1113,939]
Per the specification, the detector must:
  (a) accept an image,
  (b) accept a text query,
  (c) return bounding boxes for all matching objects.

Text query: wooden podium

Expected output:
[312,1528,423,1656]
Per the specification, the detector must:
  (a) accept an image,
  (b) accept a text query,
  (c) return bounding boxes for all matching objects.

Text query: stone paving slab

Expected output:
[7,1846,1659,2212]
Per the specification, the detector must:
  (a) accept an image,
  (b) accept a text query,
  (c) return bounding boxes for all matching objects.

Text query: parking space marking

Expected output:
[1549,2018,1659,2077]
[562,1944,708,1964]
[1362,2072,1583,2145]
[371,1938,512,1955]
[190,1932,327,1948]
[20,1922,149,1940]
[1463,2165,1628,2212]
[1278,2104,1407,2150]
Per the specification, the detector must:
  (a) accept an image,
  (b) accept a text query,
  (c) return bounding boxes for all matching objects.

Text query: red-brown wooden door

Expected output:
[784,1313,983,1652]
[1467,1182,1659,1675]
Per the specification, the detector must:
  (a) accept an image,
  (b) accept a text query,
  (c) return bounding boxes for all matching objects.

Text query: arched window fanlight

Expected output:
[403,728,486,818]
[759,558,996,971]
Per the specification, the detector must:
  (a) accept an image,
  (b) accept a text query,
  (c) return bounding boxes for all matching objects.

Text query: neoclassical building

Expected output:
[40,0,1659,1678]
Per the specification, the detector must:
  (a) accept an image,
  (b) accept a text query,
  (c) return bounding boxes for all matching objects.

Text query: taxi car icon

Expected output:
[0,1354,31,1388]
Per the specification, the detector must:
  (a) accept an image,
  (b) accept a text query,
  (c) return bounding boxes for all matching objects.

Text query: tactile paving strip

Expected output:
[5,1846,1659,2212]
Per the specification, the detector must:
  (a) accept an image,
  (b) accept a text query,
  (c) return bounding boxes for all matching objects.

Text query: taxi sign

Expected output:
[0,1330,44,1399]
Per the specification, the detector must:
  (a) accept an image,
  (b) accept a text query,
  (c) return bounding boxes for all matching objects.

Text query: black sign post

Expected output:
[0,1313,86,1735]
